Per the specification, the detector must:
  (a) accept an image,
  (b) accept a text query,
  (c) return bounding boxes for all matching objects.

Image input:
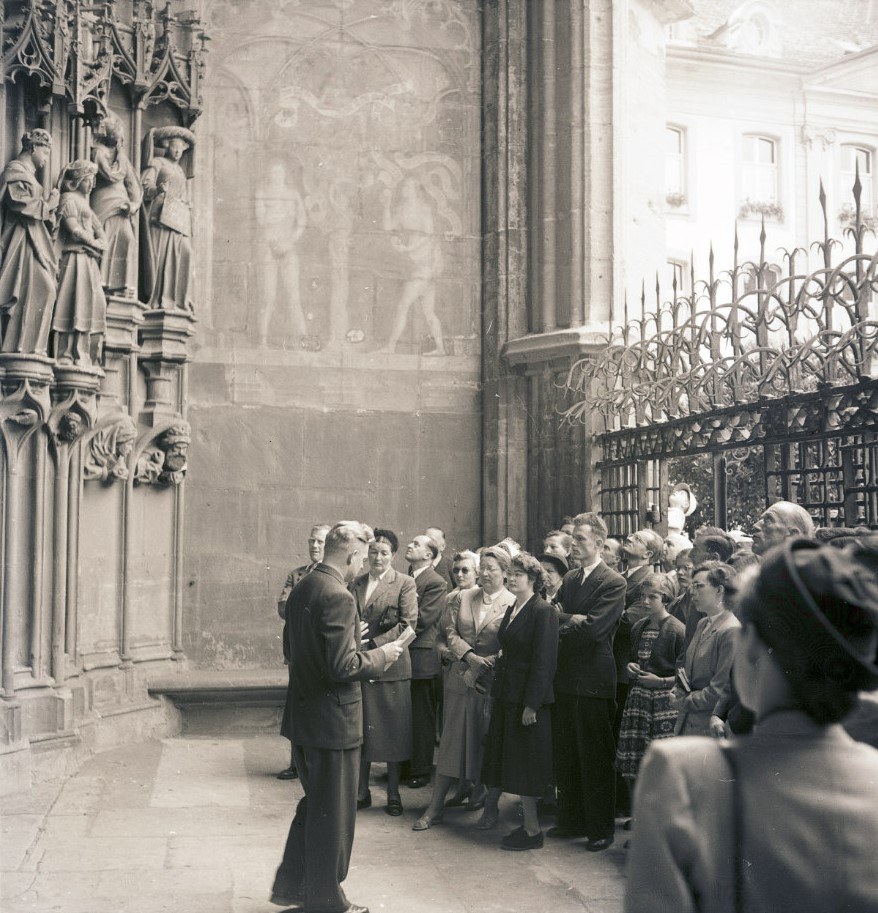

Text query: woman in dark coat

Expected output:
[481,551,559,851]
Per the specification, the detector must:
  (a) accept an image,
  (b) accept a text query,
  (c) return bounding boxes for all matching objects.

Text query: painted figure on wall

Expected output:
[0,129,59,356]
[91,112,142,296]
[140,126,195,312]
[52,160,108,366]
[254,160,307,346]
[378,176,445,356]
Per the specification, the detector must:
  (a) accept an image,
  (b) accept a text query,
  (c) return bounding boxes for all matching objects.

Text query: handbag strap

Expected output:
[719,742,744,913]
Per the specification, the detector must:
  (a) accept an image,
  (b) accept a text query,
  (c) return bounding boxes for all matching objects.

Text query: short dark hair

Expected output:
[701,533,735,563]
[372,528,399,553]
[693,560,736,592]
[509,552,545,595]
[423,536,439,560]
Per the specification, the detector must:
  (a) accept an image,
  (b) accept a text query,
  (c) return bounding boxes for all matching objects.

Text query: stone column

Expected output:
[480,0,693,544]
[0,356,54,696]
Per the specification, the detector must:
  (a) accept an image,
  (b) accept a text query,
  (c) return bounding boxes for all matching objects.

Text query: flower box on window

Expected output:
[739,198,784,221]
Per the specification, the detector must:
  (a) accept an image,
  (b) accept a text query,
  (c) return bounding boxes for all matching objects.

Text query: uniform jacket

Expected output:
[287,563,387,750]
[349,567,418,682]
[410,565,448,679]
[444,586,514,695]
[492,595,559,709]
[673,610,740,735]
[626,713,878,913]
[555,561,626,699]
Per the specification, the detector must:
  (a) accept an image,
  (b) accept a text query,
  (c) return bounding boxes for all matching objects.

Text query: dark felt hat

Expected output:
[539,552,569,576]
[745,538,878,690]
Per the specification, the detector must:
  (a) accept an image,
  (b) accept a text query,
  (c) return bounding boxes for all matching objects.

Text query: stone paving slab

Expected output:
[2,736,627,913]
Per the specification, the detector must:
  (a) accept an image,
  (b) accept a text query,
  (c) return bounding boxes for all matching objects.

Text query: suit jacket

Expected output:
[492,596,559,709]
[410,565,448,679]
[627,713,878,913]
[409,555,455,589]
[445,586,514,695]
[555,561,626,699]
[279,562,317,663]
[349,568,418,682]
[287,563,387,750]
[673,611,741,735]
[434,554,456,589]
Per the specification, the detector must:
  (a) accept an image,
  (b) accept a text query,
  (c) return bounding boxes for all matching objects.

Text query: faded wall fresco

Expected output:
[202,0,480,356]
[185,0,482,667]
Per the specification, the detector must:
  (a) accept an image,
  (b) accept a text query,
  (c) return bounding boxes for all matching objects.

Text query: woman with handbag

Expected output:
[413,546,514,830]
[350,529,418,816]
[626,539,878,912]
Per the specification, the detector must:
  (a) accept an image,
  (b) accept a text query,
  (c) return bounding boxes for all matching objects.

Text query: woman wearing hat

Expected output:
[626,539,878,913]
[140,125,195,311]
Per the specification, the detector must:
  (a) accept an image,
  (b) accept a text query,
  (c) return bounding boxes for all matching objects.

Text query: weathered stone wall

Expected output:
[187,0,483,667]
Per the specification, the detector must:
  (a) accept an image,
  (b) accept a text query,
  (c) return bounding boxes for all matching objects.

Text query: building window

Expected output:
[667,259,689,296]
[740,134,782,220]
[665,126,686,207]
[841,145,873,209]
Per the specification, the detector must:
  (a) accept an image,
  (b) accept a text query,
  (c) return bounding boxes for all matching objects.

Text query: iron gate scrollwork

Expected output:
[560,177,878,535]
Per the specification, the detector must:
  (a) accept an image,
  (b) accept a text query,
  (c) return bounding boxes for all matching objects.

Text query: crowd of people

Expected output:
[268,502,878,913]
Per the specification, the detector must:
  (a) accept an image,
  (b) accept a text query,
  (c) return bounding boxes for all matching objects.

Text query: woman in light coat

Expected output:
[413,546,514,830]
[671,561,740,735]
[626,539,878,913]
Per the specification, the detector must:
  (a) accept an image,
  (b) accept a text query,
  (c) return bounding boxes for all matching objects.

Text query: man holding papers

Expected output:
[271,522,406,913]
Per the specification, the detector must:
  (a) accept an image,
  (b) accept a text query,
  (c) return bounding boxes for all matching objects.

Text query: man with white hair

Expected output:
[752,501,816,556]
[271,521,406,913]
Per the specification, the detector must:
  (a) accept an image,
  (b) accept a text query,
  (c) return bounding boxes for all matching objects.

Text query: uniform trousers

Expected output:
[408,677,440,778]
[553,693,617,840]
[272,743,359,913]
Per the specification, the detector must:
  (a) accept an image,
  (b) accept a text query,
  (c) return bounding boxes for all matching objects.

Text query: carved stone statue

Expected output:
[140,126,195,312]
[134,422,190,486]
[84,415,137,482]
[157,423,190,485]
[52,160,108,366]
[91,112,142,296]
[0,129,59,356]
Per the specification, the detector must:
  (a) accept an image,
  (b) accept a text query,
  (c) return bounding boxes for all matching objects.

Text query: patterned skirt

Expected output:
[615,628,678,779]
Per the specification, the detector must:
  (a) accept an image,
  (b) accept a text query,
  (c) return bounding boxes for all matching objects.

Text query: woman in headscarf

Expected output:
[626,539,878,913]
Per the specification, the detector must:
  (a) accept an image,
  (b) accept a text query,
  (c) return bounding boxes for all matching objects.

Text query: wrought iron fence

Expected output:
[559,176,878,532]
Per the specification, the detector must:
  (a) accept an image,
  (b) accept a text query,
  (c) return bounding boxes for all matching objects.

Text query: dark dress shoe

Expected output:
[385,797,403,817]
[444,786,473,808]
[546,826,588,838]
[356,790,372,810]
[276,766,299,781]
[501,827,544,851]
[406,776,430,789]
[586,836,614,852]
[464,796,486,811]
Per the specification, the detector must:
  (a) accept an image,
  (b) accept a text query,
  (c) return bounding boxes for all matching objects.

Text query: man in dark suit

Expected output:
[277,523,330,780]
[271,522,405,913]
[550,511,626,852]
[402,534,448,788]
[409,525,454,589]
